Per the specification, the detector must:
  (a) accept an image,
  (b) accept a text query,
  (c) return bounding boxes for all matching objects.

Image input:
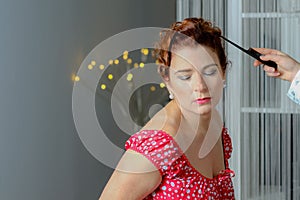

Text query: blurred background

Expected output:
[1,0,300,200]
[0,0,175,199]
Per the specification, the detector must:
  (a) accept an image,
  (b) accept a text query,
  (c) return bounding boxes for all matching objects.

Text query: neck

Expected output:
[181,109,212,137]
[174,106,223,157]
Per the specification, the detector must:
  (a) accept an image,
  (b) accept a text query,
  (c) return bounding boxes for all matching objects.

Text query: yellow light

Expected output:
[74,76,80,82]
[108,74,113,80]
[150,85,156,92]
[127,58,132,64]
[100,84,106,90]
[99,64,105,70]
[114,59,119,65]
[134,63,139,68]
[91,60,96,66]
[127,73,133,81]
[88,64,93,70]
[123,54,128,60]
[143,48,149,55]
[123,50,128,55]
[109,60,113,65]
[160,83,165,88]
[140,48,144,53]
[139,62,145,68]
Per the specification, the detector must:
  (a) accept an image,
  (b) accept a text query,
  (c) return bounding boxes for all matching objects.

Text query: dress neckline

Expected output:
[143,128,232,181]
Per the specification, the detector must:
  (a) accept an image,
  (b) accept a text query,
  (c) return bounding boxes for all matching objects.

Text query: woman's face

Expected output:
[166,45,224,116]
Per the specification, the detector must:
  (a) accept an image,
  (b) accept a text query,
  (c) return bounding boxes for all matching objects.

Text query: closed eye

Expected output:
[203,69,217,76]
[178,75,191,80]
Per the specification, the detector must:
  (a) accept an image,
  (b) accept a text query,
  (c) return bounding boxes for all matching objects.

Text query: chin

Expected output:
[198,110,212,116]
[195,105,212,116]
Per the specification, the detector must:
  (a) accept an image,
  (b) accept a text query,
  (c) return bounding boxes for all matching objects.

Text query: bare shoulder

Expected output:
[141,100,181,137]
[99,149,162,200]
[99,101,181,199]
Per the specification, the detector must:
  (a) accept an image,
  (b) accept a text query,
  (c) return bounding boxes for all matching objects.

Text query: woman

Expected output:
[100,17,235,199]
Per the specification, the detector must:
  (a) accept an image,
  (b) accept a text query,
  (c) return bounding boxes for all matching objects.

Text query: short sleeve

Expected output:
[125,130,182,175]
[287,69,300,105]
[222,128,233,168]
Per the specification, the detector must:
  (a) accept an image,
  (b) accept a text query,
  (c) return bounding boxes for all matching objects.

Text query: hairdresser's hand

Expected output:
[253,48,300,82]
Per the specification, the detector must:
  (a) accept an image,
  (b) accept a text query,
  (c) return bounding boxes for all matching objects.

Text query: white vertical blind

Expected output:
[176,0,300,199]
[240,1,300,199]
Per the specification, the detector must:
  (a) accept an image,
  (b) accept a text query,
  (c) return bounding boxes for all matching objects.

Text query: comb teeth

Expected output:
[220,36,277,70]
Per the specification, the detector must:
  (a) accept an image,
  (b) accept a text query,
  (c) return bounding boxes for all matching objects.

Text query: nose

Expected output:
[193,72,208,92]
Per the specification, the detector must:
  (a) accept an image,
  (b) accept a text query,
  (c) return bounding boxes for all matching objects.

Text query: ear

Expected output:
[157,65,170,81]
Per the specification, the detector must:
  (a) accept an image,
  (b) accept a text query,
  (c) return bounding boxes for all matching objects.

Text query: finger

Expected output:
[265,71,281,77]
[252,47,282,55]
[260,54,284,64]
[253,60,262,67]
[266,72,281,77]
[263,65,276,72]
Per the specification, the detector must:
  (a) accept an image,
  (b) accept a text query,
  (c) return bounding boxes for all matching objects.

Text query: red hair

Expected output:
[154,17,228,77]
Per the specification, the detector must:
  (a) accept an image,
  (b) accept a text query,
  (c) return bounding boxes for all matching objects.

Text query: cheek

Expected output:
[173,83,192,95]
[205,75,222,89]
[206,77,223,104]
[169,76,192,94]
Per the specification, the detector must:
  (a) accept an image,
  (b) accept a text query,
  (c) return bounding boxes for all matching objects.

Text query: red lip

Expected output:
[195,97,211,104]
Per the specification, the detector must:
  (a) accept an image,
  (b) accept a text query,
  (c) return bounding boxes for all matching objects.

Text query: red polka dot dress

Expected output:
[125,128,235,199]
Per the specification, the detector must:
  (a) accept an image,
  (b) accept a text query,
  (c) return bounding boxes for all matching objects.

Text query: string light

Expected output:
[108,74,113,80]
[127,73,133,81]
[145,49,149,55]
[139,62,145,68]
[88,64,93,70]
[142,48,149,55]
[114,59,119,65]
[91,60,96,66]
[150,85,156,92]
[100,84,106,90]
[74,76,80,82]
[75,49,160,94]
[123,54,128,60]
[94,49,156,92]
[127,58,132,64]
[123,50,129,60]
[99,64,105,70]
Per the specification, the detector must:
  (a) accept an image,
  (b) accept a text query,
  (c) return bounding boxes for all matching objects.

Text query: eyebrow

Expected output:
[174,63,218,74]
[174,69,193,74]
[202,63,218,70]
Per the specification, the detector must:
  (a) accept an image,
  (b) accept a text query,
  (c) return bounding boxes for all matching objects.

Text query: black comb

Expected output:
[220,36,277,70]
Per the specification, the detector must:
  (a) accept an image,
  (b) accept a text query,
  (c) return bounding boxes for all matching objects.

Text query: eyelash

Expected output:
[178,70,217,80]
[203,69,217,76]
[178,75,191,80]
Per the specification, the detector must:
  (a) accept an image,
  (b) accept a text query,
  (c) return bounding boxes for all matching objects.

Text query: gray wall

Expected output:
[0,0,175,199]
